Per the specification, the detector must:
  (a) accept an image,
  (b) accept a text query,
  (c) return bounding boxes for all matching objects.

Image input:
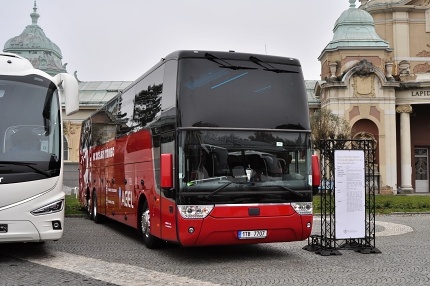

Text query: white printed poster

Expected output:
[334,150,366,239]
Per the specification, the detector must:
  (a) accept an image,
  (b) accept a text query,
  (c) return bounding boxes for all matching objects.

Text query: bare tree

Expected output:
[310,108,352,150]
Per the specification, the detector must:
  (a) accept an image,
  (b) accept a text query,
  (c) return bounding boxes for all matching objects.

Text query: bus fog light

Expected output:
[188,227,195,234]
[52,220,62,230]
[306,222,311,228]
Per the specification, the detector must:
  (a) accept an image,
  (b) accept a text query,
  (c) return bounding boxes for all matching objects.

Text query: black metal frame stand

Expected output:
[303,139,381,256]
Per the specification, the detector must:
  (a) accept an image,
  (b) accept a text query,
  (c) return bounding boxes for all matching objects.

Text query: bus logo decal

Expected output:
[120,188,134,208]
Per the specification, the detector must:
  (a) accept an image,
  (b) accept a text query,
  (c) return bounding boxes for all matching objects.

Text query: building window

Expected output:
[63,135,69,161]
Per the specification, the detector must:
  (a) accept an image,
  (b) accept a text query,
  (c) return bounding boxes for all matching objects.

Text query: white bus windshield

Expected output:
[0,76,61,183]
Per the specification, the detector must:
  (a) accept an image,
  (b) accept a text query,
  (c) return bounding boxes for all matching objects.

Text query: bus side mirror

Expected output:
[53,73,79,116]
[161,153,173,189]
[311,155,321,195]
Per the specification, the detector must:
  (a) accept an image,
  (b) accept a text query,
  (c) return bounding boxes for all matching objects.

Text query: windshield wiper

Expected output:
[259,185,304,198]
[205,182,233,199]
[205,53,257,70]
[249,56,298,74]
[0,161,52,178]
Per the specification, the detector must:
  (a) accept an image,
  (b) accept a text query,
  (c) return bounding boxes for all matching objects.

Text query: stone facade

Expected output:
[317,0,430,194]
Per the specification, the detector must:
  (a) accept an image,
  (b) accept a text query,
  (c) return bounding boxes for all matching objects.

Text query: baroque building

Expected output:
[317,0,430,194]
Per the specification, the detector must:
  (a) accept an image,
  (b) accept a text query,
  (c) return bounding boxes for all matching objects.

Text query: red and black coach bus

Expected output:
[79,50,320,248]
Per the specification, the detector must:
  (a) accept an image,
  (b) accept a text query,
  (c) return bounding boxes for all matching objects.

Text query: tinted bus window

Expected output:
[177,58,309,130]
[117,65,165,137]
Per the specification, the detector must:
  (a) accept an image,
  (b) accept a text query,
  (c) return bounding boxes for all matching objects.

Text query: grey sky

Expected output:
[0,0,353,81]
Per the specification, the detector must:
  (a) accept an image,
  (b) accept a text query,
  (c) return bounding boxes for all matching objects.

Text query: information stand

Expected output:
[304,139,381,256]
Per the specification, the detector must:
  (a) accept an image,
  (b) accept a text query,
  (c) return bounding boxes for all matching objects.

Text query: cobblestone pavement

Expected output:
[0,214,429,286]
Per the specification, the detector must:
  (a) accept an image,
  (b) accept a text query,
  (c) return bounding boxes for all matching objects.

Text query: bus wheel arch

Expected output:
[137,195,162,249]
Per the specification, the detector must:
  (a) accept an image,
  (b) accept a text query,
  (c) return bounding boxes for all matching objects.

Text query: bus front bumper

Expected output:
[0,219,63,243]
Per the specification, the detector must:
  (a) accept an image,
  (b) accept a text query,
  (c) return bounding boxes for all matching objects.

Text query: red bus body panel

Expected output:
[176,204,312,247]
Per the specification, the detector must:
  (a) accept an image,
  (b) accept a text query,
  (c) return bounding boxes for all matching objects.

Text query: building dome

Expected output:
[321,0,390,53]
[3,1,67,76]
[334,5,374,27]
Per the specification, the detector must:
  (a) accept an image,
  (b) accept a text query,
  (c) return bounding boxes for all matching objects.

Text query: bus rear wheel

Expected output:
[85,188,91,214]
[92,193,104,224]
[139,201,162,249]
[88,198,94,220]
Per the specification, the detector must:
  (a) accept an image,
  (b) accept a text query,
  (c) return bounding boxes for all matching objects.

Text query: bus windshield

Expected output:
[178,129,311,204]
[178,57,309,129]
[0,75,61,183]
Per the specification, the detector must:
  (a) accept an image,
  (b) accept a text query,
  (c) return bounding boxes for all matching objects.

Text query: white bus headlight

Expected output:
[31,199,64,216]
[178,205,214,219]
[291,202,312,215]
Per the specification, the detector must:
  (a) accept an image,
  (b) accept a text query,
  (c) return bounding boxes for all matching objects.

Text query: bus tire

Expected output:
[92,193,104,224]
[88,189,95,220]
[85,188,91,215]
[138,201,162,249]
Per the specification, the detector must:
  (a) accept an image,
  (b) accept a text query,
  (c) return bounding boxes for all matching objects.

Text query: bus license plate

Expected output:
[0,224,7,233]
[238,230,267,239]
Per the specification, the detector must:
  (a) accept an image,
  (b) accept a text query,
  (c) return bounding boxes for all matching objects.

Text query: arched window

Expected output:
[63,135,69,161]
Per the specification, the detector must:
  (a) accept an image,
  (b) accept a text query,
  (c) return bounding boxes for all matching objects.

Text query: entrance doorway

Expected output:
[415,148,429,193]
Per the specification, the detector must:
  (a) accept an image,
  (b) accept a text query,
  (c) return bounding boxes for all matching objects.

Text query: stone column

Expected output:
[396,105,414,193]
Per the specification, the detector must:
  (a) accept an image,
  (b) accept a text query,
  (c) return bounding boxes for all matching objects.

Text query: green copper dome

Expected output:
[3,1,67,76]
[321,0,390,54]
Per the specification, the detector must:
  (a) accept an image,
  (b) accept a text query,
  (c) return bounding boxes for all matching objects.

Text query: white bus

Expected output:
[0,52,78,243]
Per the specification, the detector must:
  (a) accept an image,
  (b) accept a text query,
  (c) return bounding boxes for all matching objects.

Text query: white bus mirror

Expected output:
[53,73,79,115]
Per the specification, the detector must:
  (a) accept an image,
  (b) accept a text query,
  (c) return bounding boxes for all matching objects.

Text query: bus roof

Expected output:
[119,50,303,98]
[0,52,50,78]
[163,50,302,67]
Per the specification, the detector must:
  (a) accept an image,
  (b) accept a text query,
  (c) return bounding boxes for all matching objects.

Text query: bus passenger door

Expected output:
[159,132,177,242]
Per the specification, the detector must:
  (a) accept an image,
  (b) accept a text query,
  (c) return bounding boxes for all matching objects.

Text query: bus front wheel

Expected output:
[138,201,162,249]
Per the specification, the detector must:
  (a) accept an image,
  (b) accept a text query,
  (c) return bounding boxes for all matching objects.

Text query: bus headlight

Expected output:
[178,205,214,219]
[31,200,64,216]
[291,202,312,215]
